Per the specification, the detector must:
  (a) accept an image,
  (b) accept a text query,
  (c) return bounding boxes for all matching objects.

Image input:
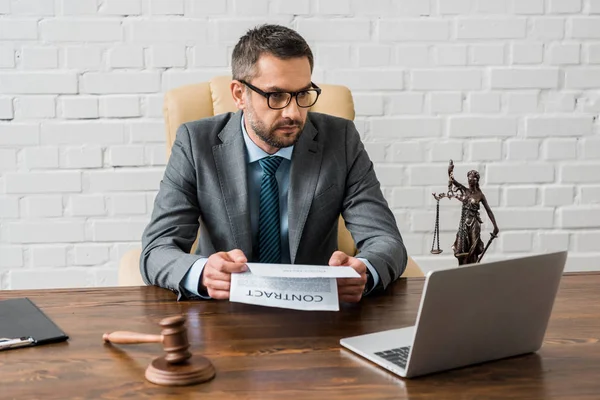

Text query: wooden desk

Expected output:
[1,273,599,399]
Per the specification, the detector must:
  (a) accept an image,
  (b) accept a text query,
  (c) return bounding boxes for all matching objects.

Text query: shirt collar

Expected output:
[241,113,294,164]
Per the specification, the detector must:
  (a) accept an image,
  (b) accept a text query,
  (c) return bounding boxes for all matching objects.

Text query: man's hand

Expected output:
[201,249,248,300]
[329,250,367,303]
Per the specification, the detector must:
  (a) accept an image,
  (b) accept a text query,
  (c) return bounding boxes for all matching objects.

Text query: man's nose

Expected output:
[281,97,301,120]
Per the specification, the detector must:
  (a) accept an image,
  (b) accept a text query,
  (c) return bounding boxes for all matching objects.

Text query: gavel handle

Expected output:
[102,331,163,344]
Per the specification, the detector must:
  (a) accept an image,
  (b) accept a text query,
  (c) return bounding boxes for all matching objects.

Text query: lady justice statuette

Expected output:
[431,160,499,265]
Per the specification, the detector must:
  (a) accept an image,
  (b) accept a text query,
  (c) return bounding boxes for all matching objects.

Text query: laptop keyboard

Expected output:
[374,346,411,369]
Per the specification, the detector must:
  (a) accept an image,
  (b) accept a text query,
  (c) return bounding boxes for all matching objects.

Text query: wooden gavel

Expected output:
[103,315,215,386]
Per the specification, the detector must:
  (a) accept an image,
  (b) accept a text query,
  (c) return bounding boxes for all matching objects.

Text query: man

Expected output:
[140,24,407,302]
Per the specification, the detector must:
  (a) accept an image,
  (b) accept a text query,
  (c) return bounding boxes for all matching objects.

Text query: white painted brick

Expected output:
[298,19,370,42]
[358,45,392,67]
[87,170,162,192]
[412,70,482,90]
[501,232,533,252]
[0,0,7,13]
[561,164,600,183]
[511,43,544,64]
[575,231,600,252]
[233,0,268,15]
[315,0,351,14]
[99,96,140,118]
[143,94,164,118]
[0,149,16,171]
[587,43,600,64]
[507,140,540,160]
[560,207,600,228]
[476,0,511,13]
[409,163,480,187]
[0,123,39,146]
[580,186,600,204]
[379,20,449,41]
[10,0,54,14]
[68,194,105,216]
[542,185,575,206]
[0,246,23,268]
[531,18,565,39]
[526,116,593,137]
[316,45,351,69]
[150,45,186,68]
[487,164,554,184]
[434,45,467,66]
[42,122,124,145]
[491,68,559,89]
[513,0,545,14]
[543,139,577,160]
[468,140,503,161]
[6,172,81,194]
[186,0,227,16]
[109,193,147,215]
[81,72,161,94]
[21,47,59,69]
[128,19,207,43]
[430,92,463,113]
[74,244,110,265]
[23,147,59,169]
[100,0,141,15]
[192,45,228,67]
[395,45,431,67]
[505,186,537,206]
[327,70,403,91]
[592,0,600,13]
[374,165,404,186]
[469,44,505,65]
[92,220,148,241]
[0,46,14,68]
[214,18,292,43]
[537,232,569,252]
[411,208,462,232]
[581,138,600,159]
[163,69,231,91]
[30,245,67,267]
[353,94,384,116]
[95,267,119,287]
[371,118,442,138]
[41,19,122,42]
[108,46,144,68]
[130,121,165,142]
[0,19,37,39]
[401,233,426,255]
[60,96,99,119]
[468,92,501,113]
[507,92,539,113]
[149,0,184,14]
[493,208,554,229]
[0,196,19,218]
[15,96,56,119]
[390,0,431,15]
[389,93,424,114]
[457,18,526,39]
[9,268,93,289]
[272,0,310,15]
[449,117,518,138]
[549,43,580,65]
[438,0,472,14]
[391,187,425,207]
[363,142,386,163]
[107,145,145,167]
[549,0,582,13]
[391,142,425,163]
[430,141,463,162]
[0,97,13,120]
[22,196,63,217]
[64,46,102,70]
[565,68,600,88]
[6,221,85,243]
[0,72,78,94]
[61,146,103,169]
[543,92,575,112]
[60,0,97,15]
[144,145,167,166]
[570,18,600,38]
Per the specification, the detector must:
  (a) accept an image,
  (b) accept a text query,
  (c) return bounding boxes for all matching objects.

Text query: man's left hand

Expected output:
[328,251,367,303]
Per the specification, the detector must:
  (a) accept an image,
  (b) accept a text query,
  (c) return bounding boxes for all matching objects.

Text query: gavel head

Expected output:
[159,315,192,364]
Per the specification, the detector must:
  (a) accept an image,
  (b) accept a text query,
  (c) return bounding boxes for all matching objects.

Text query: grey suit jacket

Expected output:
[140,110,407,298]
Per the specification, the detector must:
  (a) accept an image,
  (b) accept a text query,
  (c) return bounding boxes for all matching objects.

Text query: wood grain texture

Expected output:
[1,273,599,400]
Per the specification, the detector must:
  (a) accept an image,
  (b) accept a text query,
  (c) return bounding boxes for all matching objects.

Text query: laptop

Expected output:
[340,251,567,378]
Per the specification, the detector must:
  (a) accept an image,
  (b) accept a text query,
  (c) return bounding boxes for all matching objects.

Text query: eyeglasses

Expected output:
[239,80,321,110]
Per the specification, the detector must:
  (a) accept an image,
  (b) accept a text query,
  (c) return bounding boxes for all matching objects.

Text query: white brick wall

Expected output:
[0,1,599,289]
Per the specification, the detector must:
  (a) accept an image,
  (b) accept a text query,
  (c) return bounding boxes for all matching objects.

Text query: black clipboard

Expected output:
[0,298,69,351]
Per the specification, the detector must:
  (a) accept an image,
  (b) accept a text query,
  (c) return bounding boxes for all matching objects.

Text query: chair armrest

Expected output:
[118,248,145,286]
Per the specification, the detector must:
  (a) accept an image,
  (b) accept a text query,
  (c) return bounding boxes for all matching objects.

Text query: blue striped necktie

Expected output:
[258,156,283,263]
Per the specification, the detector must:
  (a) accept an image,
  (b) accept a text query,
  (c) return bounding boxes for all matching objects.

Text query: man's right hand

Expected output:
[200,249,248,300]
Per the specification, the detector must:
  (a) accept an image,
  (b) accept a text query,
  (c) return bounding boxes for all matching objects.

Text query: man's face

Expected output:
[242,54,312,154]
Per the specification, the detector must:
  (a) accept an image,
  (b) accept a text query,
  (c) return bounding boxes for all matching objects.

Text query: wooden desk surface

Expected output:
[1,273,599,400]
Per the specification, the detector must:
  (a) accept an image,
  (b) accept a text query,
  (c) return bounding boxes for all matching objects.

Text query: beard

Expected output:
[245,104,304,150]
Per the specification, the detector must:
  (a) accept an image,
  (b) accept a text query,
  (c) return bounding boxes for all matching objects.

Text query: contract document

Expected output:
[230,263,361,311]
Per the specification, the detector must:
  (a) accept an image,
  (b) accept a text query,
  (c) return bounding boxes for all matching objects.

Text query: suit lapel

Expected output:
[213,111,253,258]
[288,116,322,263]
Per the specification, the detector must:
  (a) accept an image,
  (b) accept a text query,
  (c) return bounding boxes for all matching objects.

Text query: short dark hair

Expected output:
[232,24,314,81]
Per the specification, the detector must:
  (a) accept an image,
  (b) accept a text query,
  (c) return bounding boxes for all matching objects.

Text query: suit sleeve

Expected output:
[140,123,204,299]
[341,120,407,292]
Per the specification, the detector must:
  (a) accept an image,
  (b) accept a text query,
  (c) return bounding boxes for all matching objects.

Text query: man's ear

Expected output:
[230,80,245,110]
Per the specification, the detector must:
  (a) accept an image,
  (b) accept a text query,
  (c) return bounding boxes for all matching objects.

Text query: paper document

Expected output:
[230,264,361,311]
